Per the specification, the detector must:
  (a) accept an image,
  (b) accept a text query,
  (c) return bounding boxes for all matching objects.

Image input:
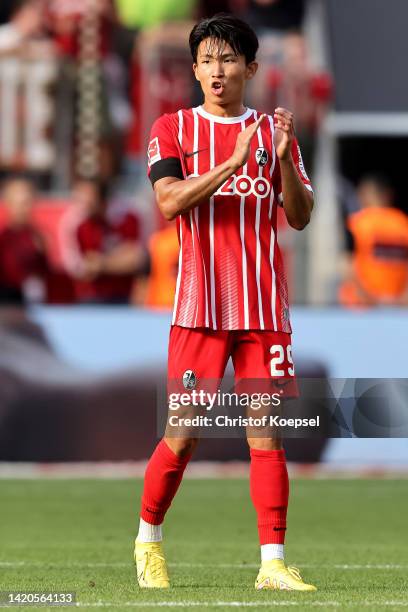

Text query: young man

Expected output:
[0,177,48,304]
[135,14,316,592]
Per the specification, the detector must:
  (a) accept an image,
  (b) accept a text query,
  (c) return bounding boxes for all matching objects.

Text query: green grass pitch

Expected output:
[1,478,407,611]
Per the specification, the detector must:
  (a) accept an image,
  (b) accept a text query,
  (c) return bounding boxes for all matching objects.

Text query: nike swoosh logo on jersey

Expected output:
[185,148,208,158]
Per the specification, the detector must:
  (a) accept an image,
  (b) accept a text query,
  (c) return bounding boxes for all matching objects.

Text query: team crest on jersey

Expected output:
[147,137,161,167]
[255,147,268,167]
[183,370,197,390]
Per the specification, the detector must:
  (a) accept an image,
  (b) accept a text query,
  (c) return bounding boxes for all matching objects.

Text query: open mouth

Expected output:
[211,81,224,96]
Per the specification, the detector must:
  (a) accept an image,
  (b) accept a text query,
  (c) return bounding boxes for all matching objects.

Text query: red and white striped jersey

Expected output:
[147,105,313,331]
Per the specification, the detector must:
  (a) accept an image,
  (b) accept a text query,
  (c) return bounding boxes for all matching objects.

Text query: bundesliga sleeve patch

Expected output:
[297,145,310,182]
[148,137,161,167]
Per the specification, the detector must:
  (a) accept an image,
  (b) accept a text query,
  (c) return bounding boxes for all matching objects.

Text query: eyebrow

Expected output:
[200,53,237,59]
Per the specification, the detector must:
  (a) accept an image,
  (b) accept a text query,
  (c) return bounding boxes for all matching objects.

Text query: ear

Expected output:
[192,63,200,82]
[246,61,258,80]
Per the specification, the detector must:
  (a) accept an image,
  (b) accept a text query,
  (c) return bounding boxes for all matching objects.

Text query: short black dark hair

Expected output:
[359,173,392,193]
[189,13,259,65]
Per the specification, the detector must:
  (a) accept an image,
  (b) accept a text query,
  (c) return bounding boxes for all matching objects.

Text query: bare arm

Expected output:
[274,107,314,231]
[84,243,147,277]
[154,114,266,221]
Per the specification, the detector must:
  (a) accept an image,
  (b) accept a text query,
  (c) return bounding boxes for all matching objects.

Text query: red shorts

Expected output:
[167,325,298,397]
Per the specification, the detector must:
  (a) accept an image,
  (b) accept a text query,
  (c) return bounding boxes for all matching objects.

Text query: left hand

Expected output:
[273,107,295,161]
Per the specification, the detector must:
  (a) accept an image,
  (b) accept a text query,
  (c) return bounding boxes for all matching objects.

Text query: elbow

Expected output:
[162,208,177,222]
[289,198,313,231]
[158,199,178,222]
[289,214,311,231]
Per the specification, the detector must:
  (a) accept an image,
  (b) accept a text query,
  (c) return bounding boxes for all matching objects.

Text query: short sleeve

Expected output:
[275,138,313,206]
[147,114,184,186]
[118,213,140,241]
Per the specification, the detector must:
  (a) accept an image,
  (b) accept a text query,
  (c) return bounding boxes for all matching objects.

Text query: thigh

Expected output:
[232,330,298,397]
[166,326,232,438]
[168,325,232,387]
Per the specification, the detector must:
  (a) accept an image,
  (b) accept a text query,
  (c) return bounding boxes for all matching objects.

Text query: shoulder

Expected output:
[348,209,374,232]
[388,207,408,225]
[151,109,191,131]
[150,113,175,134]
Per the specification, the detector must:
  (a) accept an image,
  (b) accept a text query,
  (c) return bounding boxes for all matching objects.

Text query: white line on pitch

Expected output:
[0,561,407,570]
[75,602,340,608]
[73,601,408,608]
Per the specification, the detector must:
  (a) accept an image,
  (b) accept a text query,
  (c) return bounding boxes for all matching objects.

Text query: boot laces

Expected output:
[143,551,166,581]
[287,566,303,581]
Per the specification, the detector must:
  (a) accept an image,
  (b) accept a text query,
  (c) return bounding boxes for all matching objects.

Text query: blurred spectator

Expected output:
[339,175,408,308]
[0,177,48,304]
[265,33,332,173]
[123,0,196,163]
[45,0,133,181]
[242,0,307,88]
[46,0,115,58]
[60,178,146,304]
[145,222,179,309]
[241,0,332,177]
[0,0,45,54]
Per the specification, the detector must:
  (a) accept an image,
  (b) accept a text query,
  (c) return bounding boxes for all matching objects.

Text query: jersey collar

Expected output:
[195,106,254,124]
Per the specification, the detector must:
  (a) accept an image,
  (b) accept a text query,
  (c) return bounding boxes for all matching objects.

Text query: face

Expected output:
[3,180,35,225]
[193,39,257,107]
[357,181,392,209]
[73,181,103,217]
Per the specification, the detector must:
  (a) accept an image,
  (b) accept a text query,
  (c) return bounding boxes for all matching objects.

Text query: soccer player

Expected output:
[135,14,316,592]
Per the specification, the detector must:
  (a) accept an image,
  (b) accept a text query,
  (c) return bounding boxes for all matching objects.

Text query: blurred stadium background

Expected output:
[1,0,408,473]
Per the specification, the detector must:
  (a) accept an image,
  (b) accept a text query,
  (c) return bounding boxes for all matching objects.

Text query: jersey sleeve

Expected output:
[147,114,184,186]
[275,138,313,206]
[118,213,140,241]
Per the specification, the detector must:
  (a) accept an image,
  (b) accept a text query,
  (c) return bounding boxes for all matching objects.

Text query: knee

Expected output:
[247,437,283,451]
[164,437,199,458]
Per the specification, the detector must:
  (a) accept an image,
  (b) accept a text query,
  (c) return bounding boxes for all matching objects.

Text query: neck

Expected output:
[201,99,246,118]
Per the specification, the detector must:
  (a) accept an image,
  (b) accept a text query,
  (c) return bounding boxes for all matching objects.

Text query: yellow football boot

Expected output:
[255,559,316,591]
[134,541,170,588]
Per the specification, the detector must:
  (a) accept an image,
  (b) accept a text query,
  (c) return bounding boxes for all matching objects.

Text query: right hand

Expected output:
[230,114,266,169]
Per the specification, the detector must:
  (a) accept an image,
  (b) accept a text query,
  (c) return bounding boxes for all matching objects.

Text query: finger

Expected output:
[255,113,266,129]
[275,107,293,117]
[274,112,293,126]
[248,113,266,134]
[274,111,293,123]
[245,113,266,141]
[274,116,294,132]
[275,119,291,132]
[274,109,293,117]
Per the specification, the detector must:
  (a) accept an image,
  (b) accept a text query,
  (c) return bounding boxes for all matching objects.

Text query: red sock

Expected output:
[140,439,191,525]
[250,448,289,545]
